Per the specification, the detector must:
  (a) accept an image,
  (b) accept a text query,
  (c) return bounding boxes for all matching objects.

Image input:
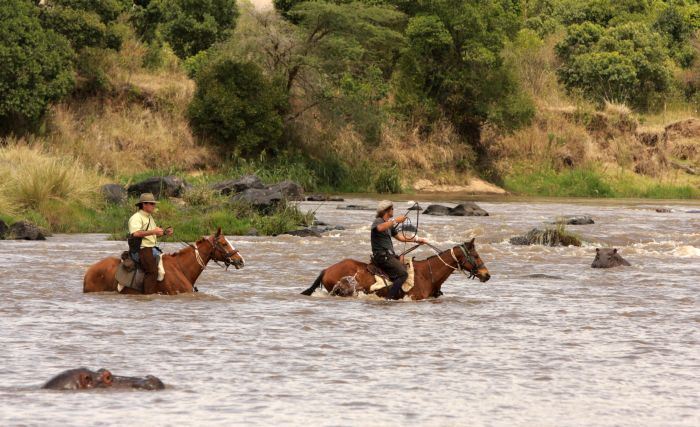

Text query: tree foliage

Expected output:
[557,22,673,110]
[393,0,533,141]
[0,0,75,132]
[39,0,128,51]
[161,0,239,59]
[188,59,288,155]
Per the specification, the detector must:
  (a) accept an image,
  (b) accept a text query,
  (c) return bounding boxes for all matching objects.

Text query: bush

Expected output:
[188,59,288,155]
[373,165,402,194]
[41,1,128,51]
[0,0,75,132]
[75,47,113,94]
[161,0,239,59]
[0,143,102,211]
[557,22,672,110]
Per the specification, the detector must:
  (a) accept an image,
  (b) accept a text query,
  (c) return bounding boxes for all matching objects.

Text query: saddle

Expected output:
[115,251,145,293]
[366,257,415,293]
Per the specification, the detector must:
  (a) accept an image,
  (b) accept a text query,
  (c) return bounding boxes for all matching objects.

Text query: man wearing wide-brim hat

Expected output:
[128,193,173,293]
[372,200,428,300]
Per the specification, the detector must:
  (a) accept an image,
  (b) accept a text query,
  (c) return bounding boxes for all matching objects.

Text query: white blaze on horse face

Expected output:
[225,236,244,265]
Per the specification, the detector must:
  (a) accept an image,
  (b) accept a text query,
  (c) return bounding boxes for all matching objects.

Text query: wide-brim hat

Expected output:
[136,193,158,206]
[376,200,393,214]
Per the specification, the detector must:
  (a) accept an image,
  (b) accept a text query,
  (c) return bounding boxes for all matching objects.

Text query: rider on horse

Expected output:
[372,200,428,299]
[128,193,173,294]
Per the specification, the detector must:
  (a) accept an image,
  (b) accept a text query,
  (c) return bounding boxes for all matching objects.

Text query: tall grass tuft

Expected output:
[0,143,104,211]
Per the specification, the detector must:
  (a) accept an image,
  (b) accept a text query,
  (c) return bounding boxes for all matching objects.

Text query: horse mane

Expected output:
[167,237,208,258]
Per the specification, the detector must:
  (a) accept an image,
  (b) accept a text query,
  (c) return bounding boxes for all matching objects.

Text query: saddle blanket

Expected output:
[369,258,415,293]
[116,256,165,293]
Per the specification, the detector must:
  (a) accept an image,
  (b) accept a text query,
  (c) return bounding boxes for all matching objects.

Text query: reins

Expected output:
[401,242,482,279]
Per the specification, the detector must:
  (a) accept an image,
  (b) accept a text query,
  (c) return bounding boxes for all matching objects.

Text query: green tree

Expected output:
[557,22,672,110]
[0,0,75,132]
[161,0,239,59]
[188,59,288,155]
[39,0,128,51]
[393,1,533,142]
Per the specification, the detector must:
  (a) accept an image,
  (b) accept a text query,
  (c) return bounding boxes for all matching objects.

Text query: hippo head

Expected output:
[42,368,109,390]
[591,248,631,268]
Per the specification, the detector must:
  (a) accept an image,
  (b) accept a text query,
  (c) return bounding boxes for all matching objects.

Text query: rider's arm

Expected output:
[132,228,163,238]
[375,215,407,233]
[396,234,428,244]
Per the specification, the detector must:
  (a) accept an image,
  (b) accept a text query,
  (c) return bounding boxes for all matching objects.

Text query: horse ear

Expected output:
[216,226,221,237]
[596,248,600,252]
[613,248,618,253]
[467,238,475,248]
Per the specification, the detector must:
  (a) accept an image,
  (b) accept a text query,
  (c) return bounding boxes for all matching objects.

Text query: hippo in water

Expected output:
[109,374,165,390]
[43,368,164,390]
[42,368,111,390]
[591,248,631,268]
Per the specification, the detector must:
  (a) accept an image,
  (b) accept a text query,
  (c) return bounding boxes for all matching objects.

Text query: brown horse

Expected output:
[301,239,490,300]
[83,227,245,294]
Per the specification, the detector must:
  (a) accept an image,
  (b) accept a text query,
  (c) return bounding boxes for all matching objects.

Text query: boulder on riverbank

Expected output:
[101,184,127,205]
[509,226,581,246]
[282,223,346,237]
[423,202,489,216]
[127,176,189,198]
[9,220,48,240]
[231,188,284,209]
[211,175,264,195]
[337,204,374,211]
[552,215,594,225]
[268,180,304,201]
[0,219,8,239]
[307,195,345,202]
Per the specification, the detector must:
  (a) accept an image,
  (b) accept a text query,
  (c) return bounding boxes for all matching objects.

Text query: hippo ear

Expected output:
[613,248,618,253]
[216,226,222,237]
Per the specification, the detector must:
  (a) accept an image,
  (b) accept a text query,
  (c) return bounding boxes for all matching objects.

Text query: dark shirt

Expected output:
[371,217,398,256]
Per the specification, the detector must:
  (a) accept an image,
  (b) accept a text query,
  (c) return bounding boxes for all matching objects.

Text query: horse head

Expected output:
[208,227,245,269]
[455,238,490,282]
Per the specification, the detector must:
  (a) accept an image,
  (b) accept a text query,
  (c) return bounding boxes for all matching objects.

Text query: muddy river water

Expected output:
[0,197,698,426]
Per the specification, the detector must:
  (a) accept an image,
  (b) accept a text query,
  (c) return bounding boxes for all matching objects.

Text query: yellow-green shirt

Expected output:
[128,210,157,248]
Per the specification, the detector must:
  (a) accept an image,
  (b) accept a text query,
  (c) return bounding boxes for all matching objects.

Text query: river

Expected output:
[0,197,698,426]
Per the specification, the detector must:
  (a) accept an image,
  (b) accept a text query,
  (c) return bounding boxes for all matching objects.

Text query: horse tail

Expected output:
[301,270,325,296]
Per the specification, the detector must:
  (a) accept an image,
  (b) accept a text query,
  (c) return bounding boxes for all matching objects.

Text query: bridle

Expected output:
[191,237,242,270]
[428,243,483,279]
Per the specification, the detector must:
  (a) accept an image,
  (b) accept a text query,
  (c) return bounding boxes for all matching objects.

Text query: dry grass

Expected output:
[486,109,593,174]
[44,100,213,177]
[0,142,104,212]
[34,32,215,177]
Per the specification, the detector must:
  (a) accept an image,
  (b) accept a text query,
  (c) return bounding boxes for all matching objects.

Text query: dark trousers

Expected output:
[139,247,158,294]
[373,253,408,299]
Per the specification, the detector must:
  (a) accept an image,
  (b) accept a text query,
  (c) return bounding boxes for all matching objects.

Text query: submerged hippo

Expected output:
[110,374,165,390]
[43,368,164,390]
[42,368,111,390]
[591,248,631,268]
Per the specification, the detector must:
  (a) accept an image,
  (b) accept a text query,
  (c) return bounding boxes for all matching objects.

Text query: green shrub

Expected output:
[0,0,75,132]
[557,22,673,110]
[373,165,402,194]
[75,47,113,94]
[188,59,288,155]
[161,0,238,59]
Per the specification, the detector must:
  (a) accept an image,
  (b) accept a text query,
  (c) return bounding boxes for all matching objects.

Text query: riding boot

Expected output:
[386,280,404,300]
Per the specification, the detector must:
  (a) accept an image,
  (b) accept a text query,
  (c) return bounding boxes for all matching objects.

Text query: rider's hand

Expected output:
[153,227,164,237]
[417,238,428,245]
[394,215,407,224]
